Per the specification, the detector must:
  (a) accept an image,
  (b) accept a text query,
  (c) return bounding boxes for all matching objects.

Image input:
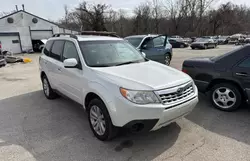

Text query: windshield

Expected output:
[195,38,209,42]
[125,37,143,47]
[79,40,145,67]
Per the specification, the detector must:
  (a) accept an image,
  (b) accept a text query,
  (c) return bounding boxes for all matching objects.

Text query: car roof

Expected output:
[48,35,123,41]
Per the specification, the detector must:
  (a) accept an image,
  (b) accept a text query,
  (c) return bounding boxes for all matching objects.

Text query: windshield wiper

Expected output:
[115,61,140,66]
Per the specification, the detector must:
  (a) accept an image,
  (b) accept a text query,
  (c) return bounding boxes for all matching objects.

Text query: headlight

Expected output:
[120,88,160,104]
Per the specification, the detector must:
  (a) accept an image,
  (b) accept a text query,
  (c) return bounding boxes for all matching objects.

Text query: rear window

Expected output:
[43,40,53,56]
[50,41,65,61]
[125,37,143,47]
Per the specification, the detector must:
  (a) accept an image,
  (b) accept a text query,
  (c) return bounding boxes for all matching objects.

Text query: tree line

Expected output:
[58,0,250,37]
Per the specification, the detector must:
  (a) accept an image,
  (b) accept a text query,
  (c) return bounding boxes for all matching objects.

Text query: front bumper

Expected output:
[108,86,198,131]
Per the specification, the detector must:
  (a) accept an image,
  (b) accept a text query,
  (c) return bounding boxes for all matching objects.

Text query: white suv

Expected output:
[39,33,198,141]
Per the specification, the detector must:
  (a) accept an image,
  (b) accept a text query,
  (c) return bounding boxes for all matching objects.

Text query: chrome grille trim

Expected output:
[155,81,195,105]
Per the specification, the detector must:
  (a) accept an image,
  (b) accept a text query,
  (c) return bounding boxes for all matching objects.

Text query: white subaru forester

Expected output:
[39,33,198,141]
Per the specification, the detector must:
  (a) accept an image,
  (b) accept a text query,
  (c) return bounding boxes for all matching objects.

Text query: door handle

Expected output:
[236,72,248,77]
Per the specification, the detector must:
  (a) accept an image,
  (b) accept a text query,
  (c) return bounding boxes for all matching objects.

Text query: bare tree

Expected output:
[133,2,152,34]
[151,0,162,33]
[74,1,109,31]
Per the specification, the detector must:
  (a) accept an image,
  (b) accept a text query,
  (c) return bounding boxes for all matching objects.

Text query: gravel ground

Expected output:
[0,45,250,161]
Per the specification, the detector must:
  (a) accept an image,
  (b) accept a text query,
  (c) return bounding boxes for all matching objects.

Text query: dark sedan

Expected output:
[191,38,217,49]
[182,45,250,111]
[169,39,189,48]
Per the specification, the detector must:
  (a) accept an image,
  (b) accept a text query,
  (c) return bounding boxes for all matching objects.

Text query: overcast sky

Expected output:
[2,0,250,21]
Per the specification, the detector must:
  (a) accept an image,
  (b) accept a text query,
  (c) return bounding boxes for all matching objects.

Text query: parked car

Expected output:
[190,38,217,49]
[169,39,189,48]
[182,45,250,111]
[124,35,173,65]
[228,34,246,44]
[183,38,192,44]
[39,39,47,51]
[40,33,198,141]
[216,36,229,45]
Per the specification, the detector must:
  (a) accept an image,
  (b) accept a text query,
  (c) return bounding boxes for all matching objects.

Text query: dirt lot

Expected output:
[0,45,250,161]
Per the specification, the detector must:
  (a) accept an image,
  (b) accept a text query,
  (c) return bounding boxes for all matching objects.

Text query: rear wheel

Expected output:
[42,75,58,99]
[88,98,118,141]
[210,83,242,111]
[191,47,195,50]
[164,54,171,66]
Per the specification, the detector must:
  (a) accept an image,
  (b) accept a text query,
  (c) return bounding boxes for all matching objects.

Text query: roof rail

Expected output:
[52,33,78,40]
[80,31,119,38]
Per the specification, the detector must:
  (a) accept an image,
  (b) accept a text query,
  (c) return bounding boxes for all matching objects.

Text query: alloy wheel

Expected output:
[212,87,237,109]
[165,55,171,66]
[90,105,106,136]
[43,78,50,97]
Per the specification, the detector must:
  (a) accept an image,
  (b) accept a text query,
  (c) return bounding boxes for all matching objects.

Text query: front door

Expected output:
[232,56,250,99]
[141,36,167,63]
[57,41,83,104]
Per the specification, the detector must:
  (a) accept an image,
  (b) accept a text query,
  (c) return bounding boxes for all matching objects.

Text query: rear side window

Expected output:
[238,57,250,68]
[50,40,65,61]
[44,40,53,56]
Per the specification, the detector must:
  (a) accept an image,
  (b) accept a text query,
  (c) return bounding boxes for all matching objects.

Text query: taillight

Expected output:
[182,69,188,73]
[0,44,2,49]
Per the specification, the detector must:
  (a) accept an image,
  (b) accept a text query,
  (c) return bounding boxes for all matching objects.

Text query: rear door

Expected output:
[141,36,167,63]
[232,56,250,98]
[48,40,65,90]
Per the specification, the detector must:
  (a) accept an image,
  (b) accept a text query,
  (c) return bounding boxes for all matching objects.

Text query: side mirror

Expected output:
[63,58,78,68]
[141,52,146,58]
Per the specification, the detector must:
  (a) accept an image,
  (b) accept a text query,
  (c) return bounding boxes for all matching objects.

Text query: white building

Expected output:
[0,9,78,54]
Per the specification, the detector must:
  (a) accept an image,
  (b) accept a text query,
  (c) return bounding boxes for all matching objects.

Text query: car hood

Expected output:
[93,61,191,90]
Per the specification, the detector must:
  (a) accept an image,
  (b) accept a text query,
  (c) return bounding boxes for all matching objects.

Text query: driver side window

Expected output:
[63,41,82,69]
[153,37,164,47]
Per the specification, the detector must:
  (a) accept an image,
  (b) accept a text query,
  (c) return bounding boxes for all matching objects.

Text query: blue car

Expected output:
[124,34,173,65]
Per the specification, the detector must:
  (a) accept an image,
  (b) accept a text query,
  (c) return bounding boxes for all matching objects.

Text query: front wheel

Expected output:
[88,98,118,141]
[210,83,242,111]
[165,54,171,66]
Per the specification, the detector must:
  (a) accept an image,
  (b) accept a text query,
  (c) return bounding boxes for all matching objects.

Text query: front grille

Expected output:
[158,83,194,104]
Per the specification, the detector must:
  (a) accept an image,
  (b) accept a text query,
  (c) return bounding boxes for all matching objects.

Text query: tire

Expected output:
[42,75,58,99]
[164,54,171,66]
[204,45,208,49]
[180,44,185,48]
[88,98,118,141]
[191,47,195,50]
[210,83,242,111]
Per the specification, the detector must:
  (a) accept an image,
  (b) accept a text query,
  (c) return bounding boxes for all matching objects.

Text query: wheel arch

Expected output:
[207,78,246,99]
[40,71,46,80]
[84,92,102,111]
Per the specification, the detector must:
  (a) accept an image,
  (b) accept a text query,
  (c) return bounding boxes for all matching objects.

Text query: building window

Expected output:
[12,40,19,44]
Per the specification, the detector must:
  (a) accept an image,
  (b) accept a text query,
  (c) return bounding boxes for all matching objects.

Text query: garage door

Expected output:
[31,30,53,40]
[0,35,21,54]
